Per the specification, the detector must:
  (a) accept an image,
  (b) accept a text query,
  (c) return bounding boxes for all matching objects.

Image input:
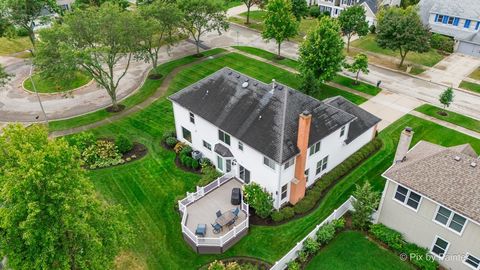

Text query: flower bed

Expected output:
[200,257,272,270]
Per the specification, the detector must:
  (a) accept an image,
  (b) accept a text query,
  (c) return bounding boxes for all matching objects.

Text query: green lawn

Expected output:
[351,34,444,67]
[224,0,243,8]
[80,52,480,269]
[468,68,480,80]
[332,75,381,96]
[415,104,480,133]
[305,231,415,270]
[459,80,480,94]
[0,36,32,56]
[23,71,92,93]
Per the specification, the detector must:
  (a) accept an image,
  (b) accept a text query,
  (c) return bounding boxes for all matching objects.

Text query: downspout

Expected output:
[275,83,288,209]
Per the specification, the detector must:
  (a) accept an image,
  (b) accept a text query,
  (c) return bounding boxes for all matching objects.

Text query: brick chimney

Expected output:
[290,111,311,205]
[394,127,414,164]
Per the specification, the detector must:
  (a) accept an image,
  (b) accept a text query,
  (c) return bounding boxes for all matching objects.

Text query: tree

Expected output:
[0,64,11,87]
[138,1,182,72]
[0,124,131,269]
[242,0,260,24]
[439,87,454,113]
[73,0,130,10]
[243,183,273,219]
[299,16,344,83]
[300,69,320,96]
[352,181,379,230]
[346,53,369,84]
[291,0,308,21]
[0,0,58,53]
[262,0,298,58]
[35,3,144,111]
[338,5,369,52]
[376,6,430,68]
[178,0,229,55]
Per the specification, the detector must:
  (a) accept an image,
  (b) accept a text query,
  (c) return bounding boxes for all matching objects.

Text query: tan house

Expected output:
[377,128,480,270]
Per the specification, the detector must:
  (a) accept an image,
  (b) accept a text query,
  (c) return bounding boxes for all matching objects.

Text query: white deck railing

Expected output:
[269,196,356,270]
[178,173,249,247]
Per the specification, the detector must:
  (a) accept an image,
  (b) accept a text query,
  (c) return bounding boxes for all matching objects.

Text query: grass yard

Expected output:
[79,51,480,269]
[351,34,444,67]
[305,231,415,270]
[332,75,381,96]
[415,104,480,133]
[459,80,480,94]
[0,36,32,56]
[224,0,243,8]
[23,71,92,93]
[468,68,480,80]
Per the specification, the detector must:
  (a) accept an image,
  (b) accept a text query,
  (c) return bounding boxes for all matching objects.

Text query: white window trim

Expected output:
[430,235,450,260]
[315,156,328,176]
[218,129,231,146]
[309,141,321,156]
[432,204,468,236]
[263,156,276,170]
[280,184,288,200]
[464,253,480,270]
[203,140,211,151]
[392,185,422,212]
[238,141,243,151]
[189,112,195,124]
[284,158,294,170]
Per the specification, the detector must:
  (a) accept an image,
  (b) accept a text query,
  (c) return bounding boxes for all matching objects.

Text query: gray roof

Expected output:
[384,141,480,223]
[419,0,480,23]
[214,143,233,157]
[324,96,381,144]
[169,68,379,163]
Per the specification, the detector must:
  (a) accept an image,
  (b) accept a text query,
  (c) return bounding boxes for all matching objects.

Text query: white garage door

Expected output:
[457,41,480,57]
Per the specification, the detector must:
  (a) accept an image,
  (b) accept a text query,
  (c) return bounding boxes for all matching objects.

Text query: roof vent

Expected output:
[471,162,477,168]
[258,115,262,120]
[242,82,249,88]
[236,74,241,78]
[454,156,461,161]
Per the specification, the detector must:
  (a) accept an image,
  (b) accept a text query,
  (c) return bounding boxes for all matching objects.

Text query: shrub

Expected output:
[174,142,186,153]
[297,250,308,263]
[286,261,300,270]
[430,33,454,53]
[191,159,200,170]
[183,156,194,168]
[180,145,192,157]
[198,165,222,186]
[82,140,123,169]
[271,210,284,222]
[200,157,212,168]
[66,131,96,152]
[293,195,316,215]
[225,262,241,270]
[243,183,274,219]
[166,137,178,147]
[369,223,404,252]
[369,24,376,34]
[302,237,319,255]
[332,217,345,231]
[240,263,259,270]
[162,130,176,143]
[402,243,439,270]
[316,222,336,245]
[308,6,320,18]
[116,135,133,154]
[208,260,225,270]
[281,206,295,220]
[352,181,380,230]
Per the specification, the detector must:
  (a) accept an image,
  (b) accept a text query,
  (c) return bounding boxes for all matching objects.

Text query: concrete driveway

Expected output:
[418,53,480,87]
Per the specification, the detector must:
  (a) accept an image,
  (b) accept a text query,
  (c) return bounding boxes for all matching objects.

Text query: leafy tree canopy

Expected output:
[439,87,454,110]
[346,53,369,84]
[73,0,129,10]
[0,124,131,270]
[291,0,308,21]
[338,5,368,52]
[352,181,379,230]
[262,0,298,58]
[0,64,11,87]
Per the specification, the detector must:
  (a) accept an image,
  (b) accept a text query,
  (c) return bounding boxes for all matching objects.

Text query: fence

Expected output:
[178,173,250,247]
[269,196,356,270]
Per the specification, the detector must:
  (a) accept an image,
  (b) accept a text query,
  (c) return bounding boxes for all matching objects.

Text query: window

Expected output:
[281,184,288,200]
[305,169,309,182]
[465,254,480,269]
[434,206,467,233]
[203,140,211,150]
[431,237,449,259]
[226,159,232,173]
[218,130,230,145]
[189,112,195,124]
[284,158,294,170]
[238,141,243,151]
[182,127,191,143]
[476,22,480,30]
[316,156,328,175]
[263,156,276,169]
[309,141,321,156]
[447,17,454,24]
[217,156,223,171]
[393,185,421,210]
[465,19,471,29]
[436,15,444,23]
[239,165,250,183]
[340,126,346,137]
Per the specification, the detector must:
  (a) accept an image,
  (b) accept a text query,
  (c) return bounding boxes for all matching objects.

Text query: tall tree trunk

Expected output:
[347,35,351,53]
[355,71,360,84]
[277,42,281,59]
[28,28,36,56]
[246,5,250,24]
[399,47,407,68]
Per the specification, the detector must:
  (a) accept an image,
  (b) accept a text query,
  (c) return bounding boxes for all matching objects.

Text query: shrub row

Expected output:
[178,145,200,170]
[271,206,295,222]
[292,138,383,215]
[430,33,454,53]
[370,224,439,270]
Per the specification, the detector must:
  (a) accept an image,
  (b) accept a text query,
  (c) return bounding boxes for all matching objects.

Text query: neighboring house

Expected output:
[377,128,480,270]
[33,0,74,31]
[169,68,380,208]
[306,0,401,25]
[419,0,480,57]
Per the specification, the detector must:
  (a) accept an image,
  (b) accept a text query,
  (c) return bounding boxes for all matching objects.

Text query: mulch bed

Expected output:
[148,73,163,80]
[85,140,148,170]
[106,104,126,113]
[436,111,448,116]
[161,142,202,174]
[199,256,272,270]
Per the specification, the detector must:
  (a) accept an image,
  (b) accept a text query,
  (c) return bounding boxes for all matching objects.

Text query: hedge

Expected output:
[293,138,383,215]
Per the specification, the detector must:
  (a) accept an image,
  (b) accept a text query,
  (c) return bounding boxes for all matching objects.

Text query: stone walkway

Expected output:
[409,110,480,139]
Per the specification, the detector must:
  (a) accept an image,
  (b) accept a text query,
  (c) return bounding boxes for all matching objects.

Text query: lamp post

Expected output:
[29,63,48,126]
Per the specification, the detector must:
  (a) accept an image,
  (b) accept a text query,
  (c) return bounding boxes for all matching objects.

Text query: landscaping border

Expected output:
[22,76,95,96]
[199,256,272,270]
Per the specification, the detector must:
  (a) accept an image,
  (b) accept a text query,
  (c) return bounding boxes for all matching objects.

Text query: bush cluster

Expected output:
[271,206,295,222]
[162,130,178,148]
[116,135,133,154]
[370,224,439,270]
[243,183,274,219]
[292,138,382,215]
[430,33,454,53]
[308,6,320,18]
[207,260,260,270]
[198,164,222,186]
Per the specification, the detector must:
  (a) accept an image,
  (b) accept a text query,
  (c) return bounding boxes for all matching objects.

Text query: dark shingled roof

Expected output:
[169,68,379,163]
[325,96,381,144]
[214,143,233,157]
[359,0,378,13]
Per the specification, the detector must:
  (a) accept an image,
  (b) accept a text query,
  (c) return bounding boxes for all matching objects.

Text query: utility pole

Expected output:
[29,64,48,126]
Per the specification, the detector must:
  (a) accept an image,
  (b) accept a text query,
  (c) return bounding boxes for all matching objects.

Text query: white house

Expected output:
[306,0,401,26]
[419,0,480,57]
[169,68,380,208]
[377,128,480,270]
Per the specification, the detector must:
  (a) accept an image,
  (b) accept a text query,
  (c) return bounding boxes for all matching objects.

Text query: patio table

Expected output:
[215,211,236,227]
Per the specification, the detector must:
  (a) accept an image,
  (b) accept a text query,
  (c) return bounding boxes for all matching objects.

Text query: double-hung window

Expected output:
[465,254,480,269]
[394,185,421,210]
[434,206,467,233]
[263,156,276,169]
[238,141,243,151]
[431,237,449,259]
[340,126,346,137]
[203,140,211,150]
[218,130,231,145]
[182,127,192,143]
[281,184,288,200]
[309,141,321,156]
[436,14,444,23]
[284,158,294,170]
[315,156,328,175]
[189,112,195,123]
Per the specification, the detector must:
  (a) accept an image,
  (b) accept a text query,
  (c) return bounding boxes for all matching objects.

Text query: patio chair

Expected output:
[216,210,222,218]
[232,207,240,217]
[195,224,206,237]
[211,223,222,234]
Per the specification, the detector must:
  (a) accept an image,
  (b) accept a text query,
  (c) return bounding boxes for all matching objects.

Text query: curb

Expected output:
[21,76,96,96]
